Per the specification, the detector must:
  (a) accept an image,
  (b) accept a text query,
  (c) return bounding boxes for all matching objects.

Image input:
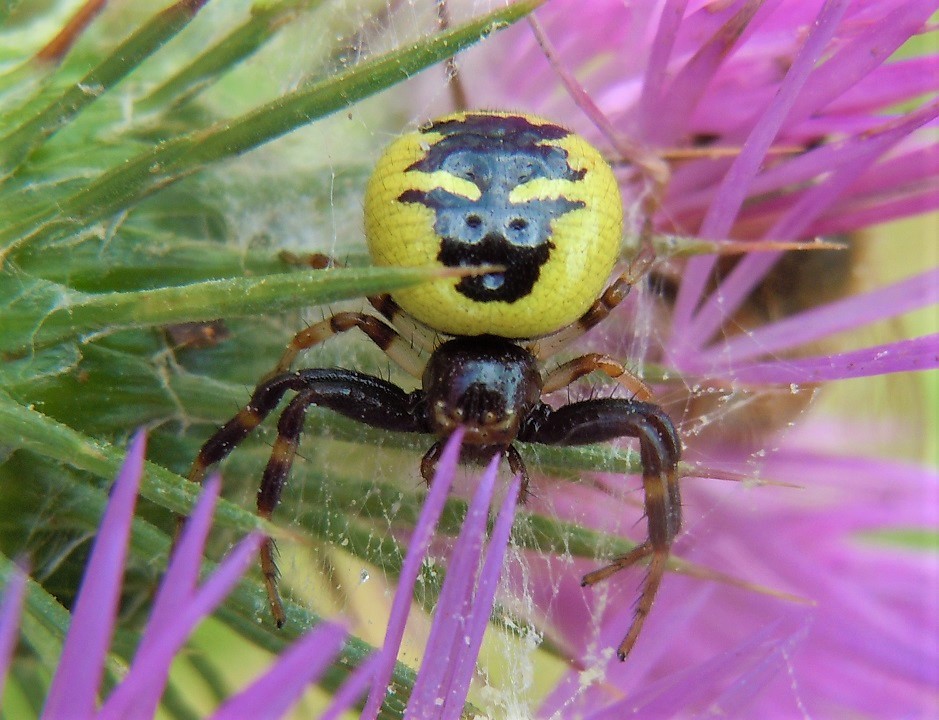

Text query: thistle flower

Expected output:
[0,429,520,719]
[0,433,358,718]
[363,427,522,720]
[1,1,936,718]
[428,0,939,715]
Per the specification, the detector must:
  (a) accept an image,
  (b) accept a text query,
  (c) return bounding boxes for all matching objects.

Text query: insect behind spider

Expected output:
[187,110,682,661]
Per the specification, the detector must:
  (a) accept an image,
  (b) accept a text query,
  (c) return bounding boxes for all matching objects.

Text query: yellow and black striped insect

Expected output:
[188,111,681,661]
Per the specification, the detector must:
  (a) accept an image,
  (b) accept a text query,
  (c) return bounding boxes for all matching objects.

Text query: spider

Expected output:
[187,111,682,661]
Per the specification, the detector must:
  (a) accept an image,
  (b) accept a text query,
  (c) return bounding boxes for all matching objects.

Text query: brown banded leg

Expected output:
[182,372,314,582]
[187,368,430,626]
[435,0,469,112]
[583,541,669,659]
[280,250,441,356]
[364,291,441,356]
[528,239,656,361]
[421,441,530,502]
[256,388,313,625]
[271,311,425,379]
[505,444,531,503]
[279,251,335,271]
[528,274,634,360]
[518,397,681,660]
[420,440,444,487]
[542,353,654,401]
[187,371,326,486]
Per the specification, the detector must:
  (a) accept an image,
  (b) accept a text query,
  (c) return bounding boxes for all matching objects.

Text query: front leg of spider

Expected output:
[188,368,430,626]
[519,398,682,660]
[419,439,532,502]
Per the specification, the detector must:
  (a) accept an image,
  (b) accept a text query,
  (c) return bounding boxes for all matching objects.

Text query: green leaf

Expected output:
[0,0,213,176]
[0,264,443,354]
[0,390,268,533]
[138,0,328,112]
[0,1,552,714]
[0,0,544,263]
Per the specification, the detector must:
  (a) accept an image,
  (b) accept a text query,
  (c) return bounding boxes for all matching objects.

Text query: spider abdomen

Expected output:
[364,111,623,339]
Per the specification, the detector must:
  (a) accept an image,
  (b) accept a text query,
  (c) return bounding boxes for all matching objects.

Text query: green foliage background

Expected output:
[0,1,563,717]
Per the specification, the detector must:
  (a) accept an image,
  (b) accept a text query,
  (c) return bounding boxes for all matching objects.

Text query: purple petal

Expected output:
[583,612,811,719]
[644,1,768,146]
[665,131,937,220]
[805,140,939,232]
[813,185,939,233]
[319,652,381,720]
[683,99,939,353]
[844,144,939,197]
[547,442,936,717]
[98,531,262,720]
[361,428,465,720]
[828,56,939,113]
[672,0,850,340]
[42,430,146,720]
[635,0,689,136]
[212,622,347,720]
[96,474,249,720]
[407,453,499,716]
[138,475,221,651]
[442,475,522,717]
[692,268,939,366]
[786,0,936,125]
[0,565,27,704]
[719,333,939,383]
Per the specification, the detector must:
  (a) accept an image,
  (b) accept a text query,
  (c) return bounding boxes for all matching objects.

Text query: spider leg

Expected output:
[526,272,633,360]
[188,368,429,625]
[505,444,531,503]
[272,311,426,379]
[420,441,530,501]
[434,0,469,112]
[519,398,681,660]
[419,439,444,486]
[188,371,320,485]
[280,251,442,355]
[583,541,668,660]
[527,231,655,361]
[542,353,653,401]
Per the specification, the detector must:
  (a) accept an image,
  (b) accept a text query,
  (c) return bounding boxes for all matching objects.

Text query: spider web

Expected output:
[2,2,933,719]
[149,1,933,717]
[199,2,819,715]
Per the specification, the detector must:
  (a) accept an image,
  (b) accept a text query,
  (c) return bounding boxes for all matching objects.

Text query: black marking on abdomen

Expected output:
[399,114,586,303]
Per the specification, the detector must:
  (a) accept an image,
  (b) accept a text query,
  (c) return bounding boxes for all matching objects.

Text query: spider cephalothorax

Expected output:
[422,335,541,444]
[187,111,682,661]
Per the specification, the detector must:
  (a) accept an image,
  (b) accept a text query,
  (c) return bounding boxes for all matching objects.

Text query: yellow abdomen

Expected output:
[364,111,623,339]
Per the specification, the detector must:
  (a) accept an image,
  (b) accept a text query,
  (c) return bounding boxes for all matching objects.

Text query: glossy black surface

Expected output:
[422,334,542,445]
